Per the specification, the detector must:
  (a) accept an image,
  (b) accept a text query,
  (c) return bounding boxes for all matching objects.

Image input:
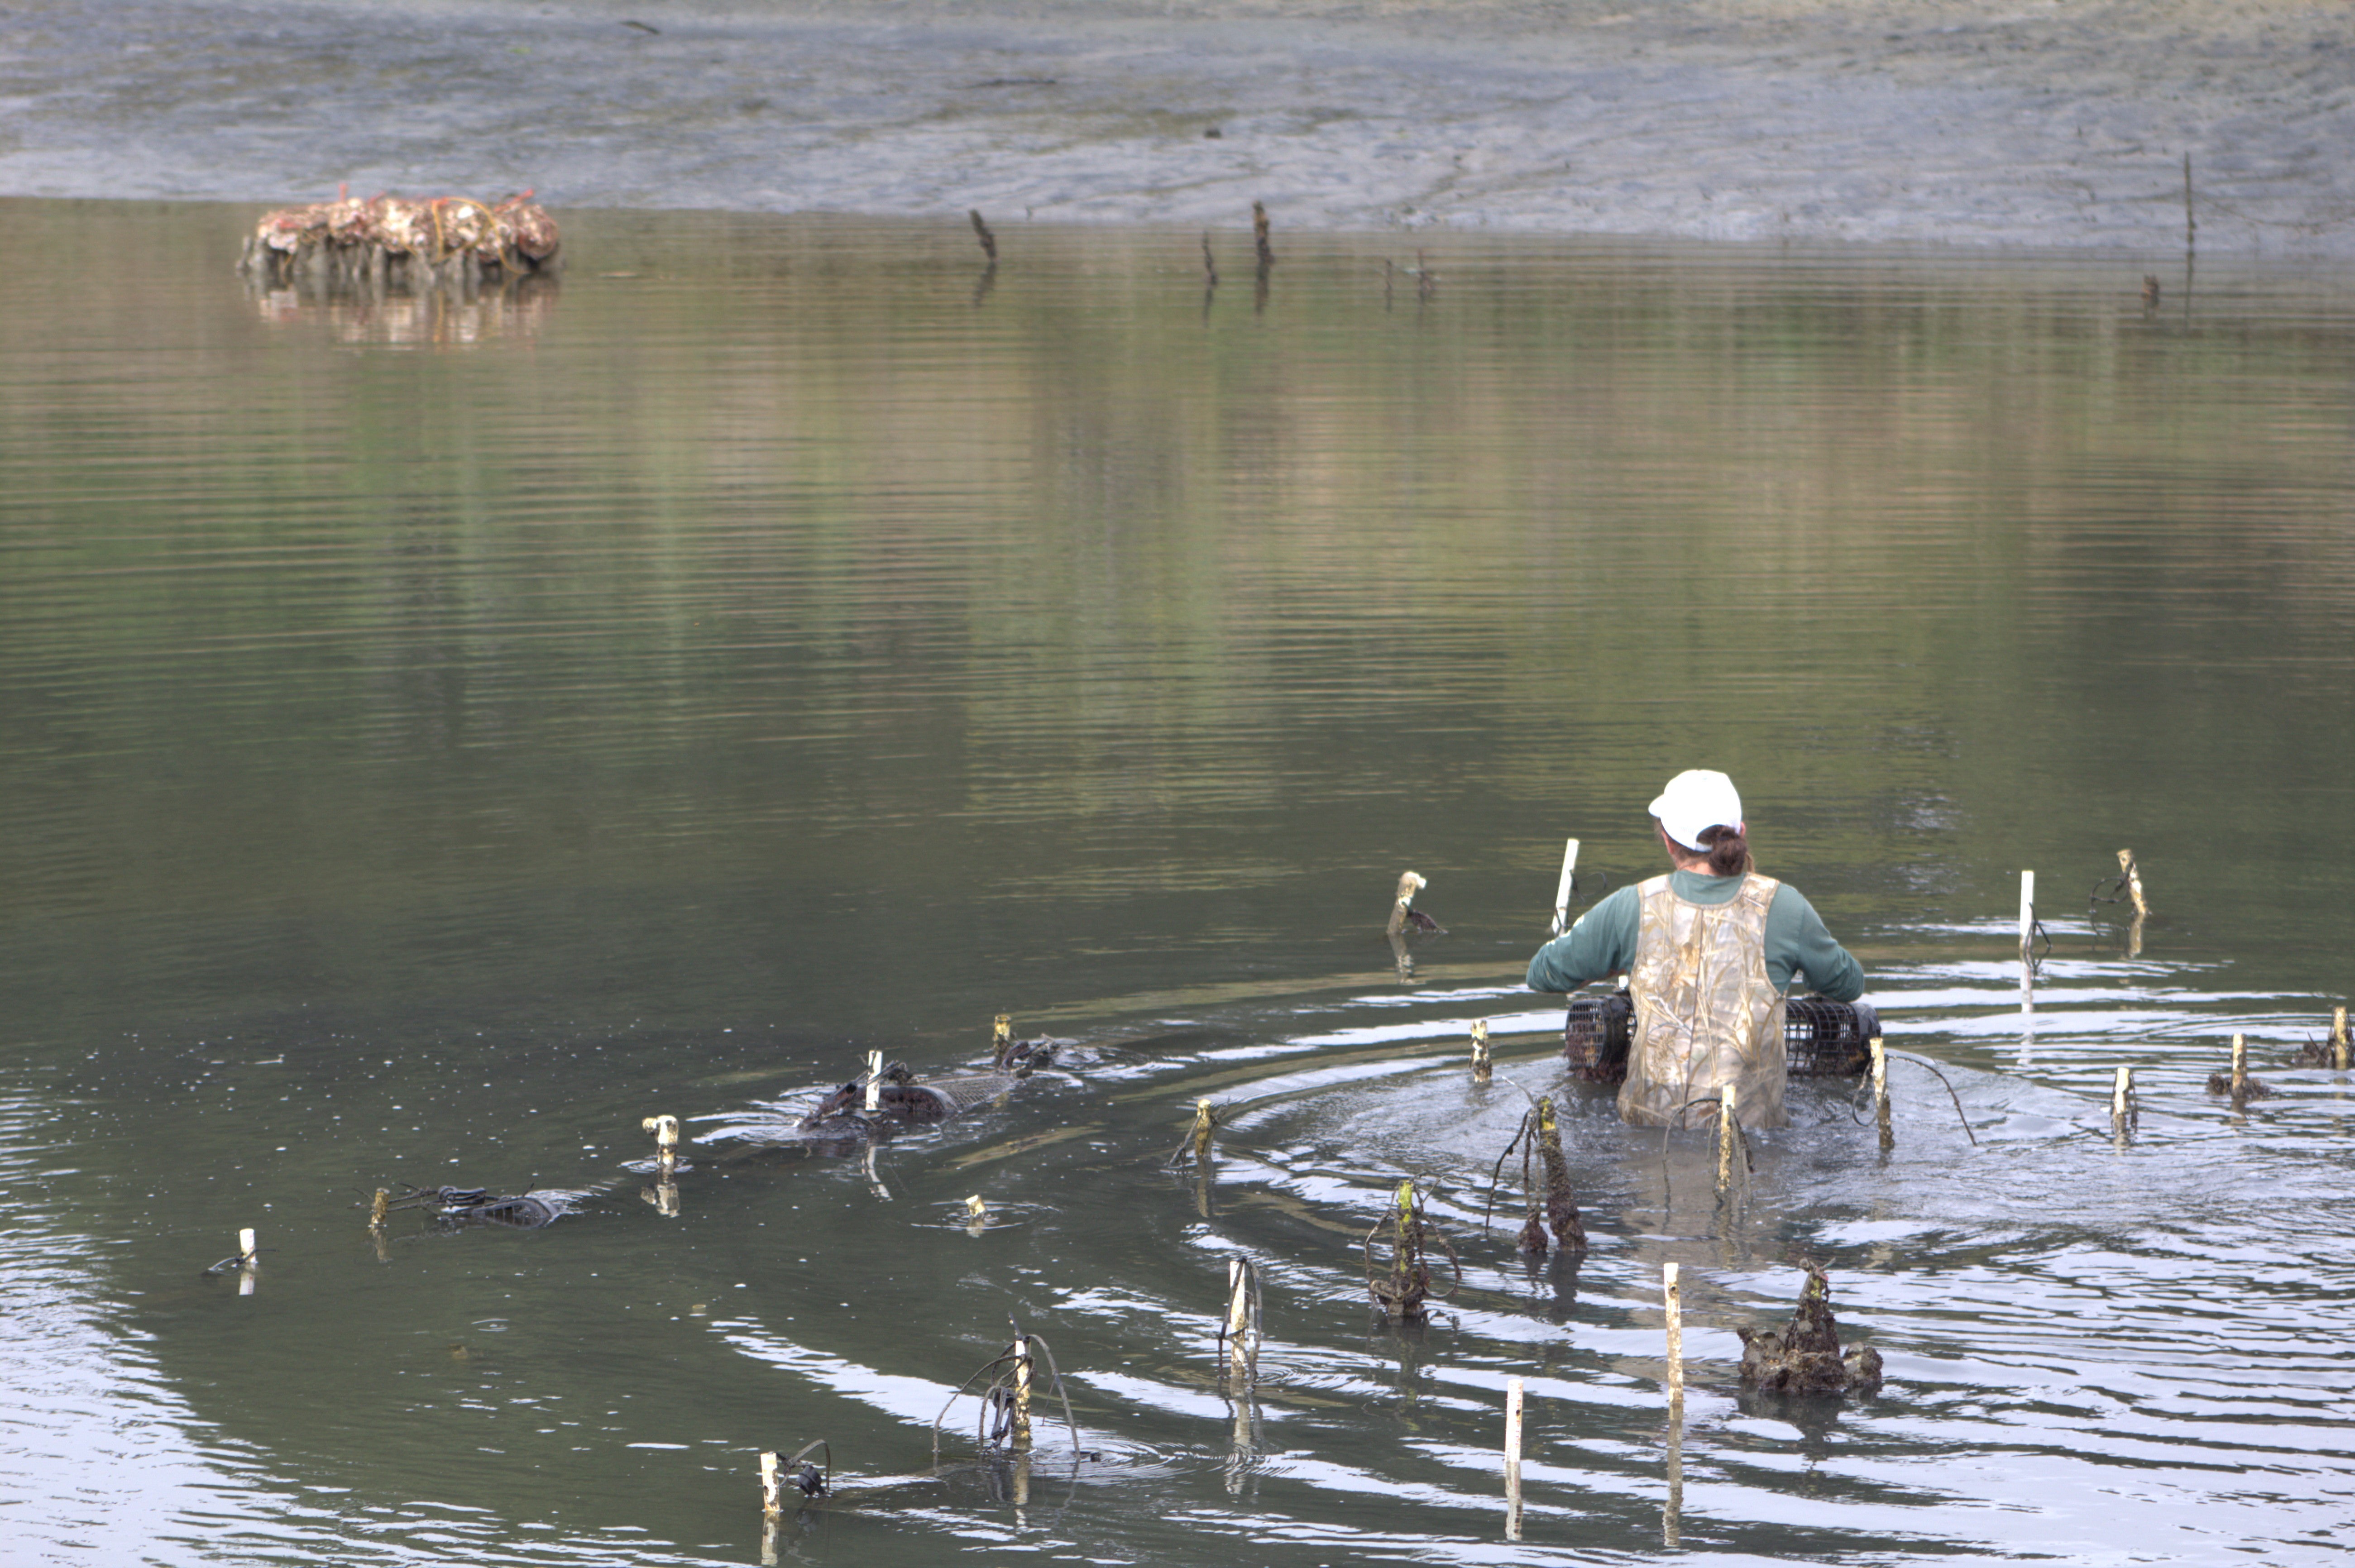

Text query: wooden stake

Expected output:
[1470,1019,1493,1084]
[968,209,997,263]
[369,1189,390,1230]
[2332,1006,2349,1072]
[2117,849,2149,917]
[2018,870,2036,963]
[865,1049,883,1112]
[759,1450,783,1516]
[2231,1032,2247,1101]
[1504,1376,1525,1540]
[1012,1334,1034,1449]
[1551,838,1581,936]
[1188,1097,1217,1162]
[1224,1257,1257,1383]
[1662,1262,1683,1400]
[1715,1083,1738,1194]
[2183,153,2196,249]
[2111,1065,2134,1136]
[993,1013,1012,1055]
[642,1113,680,1172]
[1871,1037,1892,1152]
[238,1226,258,1295]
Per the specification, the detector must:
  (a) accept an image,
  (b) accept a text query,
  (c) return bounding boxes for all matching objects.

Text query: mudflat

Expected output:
[1,0,2349,253]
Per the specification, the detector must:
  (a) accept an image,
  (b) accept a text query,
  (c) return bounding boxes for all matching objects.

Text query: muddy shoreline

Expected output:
[2,0,2350,253]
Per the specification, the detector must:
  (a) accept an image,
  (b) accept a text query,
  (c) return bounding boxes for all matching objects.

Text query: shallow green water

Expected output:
[2,200,2352,1564]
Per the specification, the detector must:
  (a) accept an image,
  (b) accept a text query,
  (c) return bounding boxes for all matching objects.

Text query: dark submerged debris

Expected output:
[968,209,998,263]
[389,1184,566,1229]
[2205,1068,2273,1099]
[799,1061,1023,1132]
[1366,1180,1458,1323]
[1737,1262,1882,1394]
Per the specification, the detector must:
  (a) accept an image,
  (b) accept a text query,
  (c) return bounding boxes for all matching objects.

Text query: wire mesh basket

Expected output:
[1783,998,1879,1078]
[1563,993,1878,1081]
[1562,991,1634,1081]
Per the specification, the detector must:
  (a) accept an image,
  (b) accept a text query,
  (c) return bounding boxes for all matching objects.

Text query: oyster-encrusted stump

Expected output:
[1737,1262,1882,1394]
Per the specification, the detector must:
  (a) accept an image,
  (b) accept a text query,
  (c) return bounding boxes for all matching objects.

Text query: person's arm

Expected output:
[1526,885,1640,992]
[1765,885,1864,1000]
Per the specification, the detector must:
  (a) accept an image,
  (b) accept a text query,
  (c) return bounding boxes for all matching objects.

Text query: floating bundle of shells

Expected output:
[236,190,561,290]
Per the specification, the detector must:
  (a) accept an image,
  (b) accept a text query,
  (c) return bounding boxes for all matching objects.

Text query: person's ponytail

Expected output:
[1696,825,1752,877]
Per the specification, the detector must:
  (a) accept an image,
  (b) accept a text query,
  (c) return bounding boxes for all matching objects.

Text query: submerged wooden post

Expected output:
[1503,1376,1525,1540]
[2111,1065,2134,1136]
[759,1450,783,1516]
[2117,849,2149,917]
[643,1113,680,1172]
[238,1227,258,1295]
[864,1049,883,1112]
[1187,1097,1217,1162]
[2231,1032,2248,1102]
[1012,1334,1034,1449]
[1871,1037,1893,1152]
[1225,1257,1257,1383]
[1662,1262,1683,1400]
[2332,1006,2349,1072]
[1715,1084,1738,1195]
[1551,837,1581,936]
[1470,1019,1493,1084]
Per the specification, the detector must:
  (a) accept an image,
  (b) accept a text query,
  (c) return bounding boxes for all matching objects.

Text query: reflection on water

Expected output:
[1,199,2354,1564]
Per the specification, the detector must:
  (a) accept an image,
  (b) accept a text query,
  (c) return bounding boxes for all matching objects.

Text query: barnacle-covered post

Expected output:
[1470,1019,1492,1084]
[1871,1037,1893,1152]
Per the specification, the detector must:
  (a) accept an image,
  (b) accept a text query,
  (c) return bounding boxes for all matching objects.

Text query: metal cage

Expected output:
[1562,993,1878,1082]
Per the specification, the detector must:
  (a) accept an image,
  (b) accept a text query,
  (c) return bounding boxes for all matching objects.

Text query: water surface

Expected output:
[2,200,2353,1563]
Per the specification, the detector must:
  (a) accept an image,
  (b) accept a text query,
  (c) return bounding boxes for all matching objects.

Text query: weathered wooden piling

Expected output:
[2231,1033,2247,1100]
[2333,1006,2349,1072]
[2116,849,2149,916]
[864,1049,884,1113]
[1871,1037,1893,1152]
[1223,1257,1260,1383]
[1012,1333,1034,1449]
[759,1450,783,1516]
[1715,1084,1738,1195]
[1551,837,1581,936]
[1503,1376,1525,1540]
[643,1113,680,1171]
[2111,1065,2135,1137]
[1470,1019,1493,1084]
[1662,1262,1684,1400]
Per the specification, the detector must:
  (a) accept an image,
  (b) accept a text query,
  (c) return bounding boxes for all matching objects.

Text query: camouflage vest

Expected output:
[1619,872,1789,1129]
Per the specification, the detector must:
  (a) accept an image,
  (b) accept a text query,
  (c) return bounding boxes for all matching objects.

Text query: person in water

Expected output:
[1526,769,1863,1130]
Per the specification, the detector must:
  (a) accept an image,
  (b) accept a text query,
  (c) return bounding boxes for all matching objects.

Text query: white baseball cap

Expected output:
[1649,769,1743,852]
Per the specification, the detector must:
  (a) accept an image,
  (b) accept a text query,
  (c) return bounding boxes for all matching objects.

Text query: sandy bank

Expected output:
[1,0,2349,253]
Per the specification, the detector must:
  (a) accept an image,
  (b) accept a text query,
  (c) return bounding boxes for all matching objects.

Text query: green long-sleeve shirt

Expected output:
[1525,870,1864,1000]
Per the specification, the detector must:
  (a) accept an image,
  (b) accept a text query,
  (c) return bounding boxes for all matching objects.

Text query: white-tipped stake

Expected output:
[1504,1376,1525,1540]
[865,1049,883,1112]
[1662,1262,1683,1400]
[1224,1257,1258,1383]
[1551,838,1581,936]
[1471,1019,1493,1084]
[759,1450,783,1517]
[238,1227,258,1296]
[2333,1006,2350,1073]
[2019,870,2036,961]
[2111,1065,2134,1136]
[1715,1084,1738,1195]
[1871,1037,1892,1152]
